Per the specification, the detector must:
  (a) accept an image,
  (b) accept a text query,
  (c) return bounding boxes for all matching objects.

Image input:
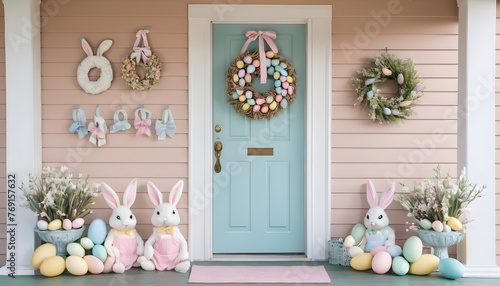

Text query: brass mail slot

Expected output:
[247,148,274,156]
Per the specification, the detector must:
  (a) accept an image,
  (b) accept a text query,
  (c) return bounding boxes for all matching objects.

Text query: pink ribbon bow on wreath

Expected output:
[240,30,279,84]
[134,107,152,137]
[130,30,152,64]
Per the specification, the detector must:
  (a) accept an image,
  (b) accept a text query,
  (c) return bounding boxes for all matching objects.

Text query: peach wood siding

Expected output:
[0,7,4,265]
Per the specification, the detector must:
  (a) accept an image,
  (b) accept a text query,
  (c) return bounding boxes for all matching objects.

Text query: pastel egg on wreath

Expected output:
[410,90,417,97]
[266,95,274,104]
[271,59,280,66]
[280,75,287,82]
[252,59,260,67]
[280,69,288,76]
[280,62,287,69]
[247,99,256,106]
[288,86,294,95]
[244,74,252,83]
[382,67,392,76]
[399,100,412,107]
[282,81,290,89]
[397,73,404,84]
[281,89,288,96]
[281,98,288,108]
[275,87,282,94]
[63,219,73,230]
[274,80,282,87]
[365,78,376,85]
[391,109,400,116]
[238,69,246,78]
[276,95,283,102]
[265,51,275,58]
[243,55,252,64]
[269,101,278,111]
[238,95,246,102]
[275,65,283,72]
[366,90,374,98]
[273,72,281,80]
[72,218,85,229]
[261,105,269,113]
[432,220,444,232]
[236,60,244,69]
[242,103,250,111]
[238,78,246,86]
[286,76,294,83]
[245,90,253,99]
[266,58,271,67]
[232,91,240,99]
[247,65,256,74]
[232,74,239,82]
[267,67,275,75]
[253,105,261,112]
[37,220,48,231]
[414,83,422,92]
[256,98,266,105]
[383,107,392,115]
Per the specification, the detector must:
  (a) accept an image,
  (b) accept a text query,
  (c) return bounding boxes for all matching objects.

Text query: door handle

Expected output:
[214,141,223,173]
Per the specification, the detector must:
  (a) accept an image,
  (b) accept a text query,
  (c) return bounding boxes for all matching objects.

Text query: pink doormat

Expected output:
[188,265,331,284]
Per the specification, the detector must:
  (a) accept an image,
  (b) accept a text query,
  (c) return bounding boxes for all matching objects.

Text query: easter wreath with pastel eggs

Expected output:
[226,30,297,120]
[353,52,423,123]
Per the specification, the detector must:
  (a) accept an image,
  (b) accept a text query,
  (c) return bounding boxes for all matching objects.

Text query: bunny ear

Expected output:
[81,38,93,56]
[122,179,137,208]
[101,182,120,209]
[147,182,163,206]
[96,40,113,56]
[366,180,378,207]
[379,182,395,209]
[169,180,184,207]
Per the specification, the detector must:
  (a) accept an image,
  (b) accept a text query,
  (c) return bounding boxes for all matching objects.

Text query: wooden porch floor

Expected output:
[1,261,498,286]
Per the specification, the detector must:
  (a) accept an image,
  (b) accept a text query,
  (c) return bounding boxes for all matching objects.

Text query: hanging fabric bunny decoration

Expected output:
[68,105,88,138]
[134,106,152,137]
[155,106,176,140]
[109,107,131,133]
[88,105,107,147]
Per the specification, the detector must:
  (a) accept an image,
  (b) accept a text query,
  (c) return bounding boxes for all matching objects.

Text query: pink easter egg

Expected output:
[370,245,389,256]
[63,219,73,230]
[84,255,104,274]
[372,251,392,274]
[275,95,283,102]
[245,73,252,83]
[282,81,289,89]
[280,76,287,82]
[253,105,261,112]
[102,256,115,273]
[288,87,294,95]
[256,98,266,105]
[432,220,444,232]
[261,105,269,113]
[252,59,260,67]
[72,218,85,229]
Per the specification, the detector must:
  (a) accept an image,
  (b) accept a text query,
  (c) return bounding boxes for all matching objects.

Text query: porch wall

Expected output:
[0,0,498,265]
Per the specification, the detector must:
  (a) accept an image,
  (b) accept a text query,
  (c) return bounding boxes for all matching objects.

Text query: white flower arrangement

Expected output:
[20,165,100,223]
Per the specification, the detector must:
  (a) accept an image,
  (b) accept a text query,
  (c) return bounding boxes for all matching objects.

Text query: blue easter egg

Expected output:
[274,80,282,87]
[87,218,107,245]
[392,256,410,276]
[366,90,374,98]
[232,91,239,99]
[438,258,465,280]
[275,87,282,94]
[246,65,256,74]
[280,98,288,108]
[383,107,391,115]
[271,59,280,66]
[267,67,275,75]
[266,58,271,67]
[279,62,287,68]
[280,69,288,76]
[92,244,107,262]
[247,99,256,106]
[387,245,403,257]
[245,90,253,99]
[275,65,283,72]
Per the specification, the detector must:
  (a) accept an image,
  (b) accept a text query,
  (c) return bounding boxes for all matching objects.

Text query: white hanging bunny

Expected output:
[140,180,190,273]
[101,179,144,273]
[77,38,113,95]
[344,180,396,257]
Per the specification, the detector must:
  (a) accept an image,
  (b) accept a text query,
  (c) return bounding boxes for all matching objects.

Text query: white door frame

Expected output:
[188,4,332,261]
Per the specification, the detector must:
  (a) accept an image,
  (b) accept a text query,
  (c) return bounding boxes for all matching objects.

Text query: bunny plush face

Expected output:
[364,180,395,231]
[364,205,389,230]
[101,179,138,230]
[147,181,184,227]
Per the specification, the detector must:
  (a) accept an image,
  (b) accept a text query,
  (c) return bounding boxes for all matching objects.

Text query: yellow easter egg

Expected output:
[238,95,246,102]
[409,254,440,275]
[48,219,62,230]
[232,74,239,83]
[236,60,244,69]
[447,217,463,231]
[40,256,65,277]
[265,51,275,58]
[273,72,280,80]
[32,243,56,269]
[350,253,373,271]
[286,76,294,83]
[66,255,88,276]
[242,103,250,111]
[399,101,412,107]
[269,101,278,111]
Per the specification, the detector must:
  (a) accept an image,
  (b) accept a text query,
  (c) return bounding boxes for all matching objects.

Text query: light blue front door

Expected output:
[212,24,306,253]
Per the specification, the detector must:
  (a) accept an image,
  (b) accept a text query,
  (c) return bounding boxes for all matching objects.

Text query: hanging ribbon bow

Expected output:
[134,107,152,137]
[157,226,175,236]
[88,106,107,147]
[240,30,279,84]
[114,229,135,236]
[68,106,88,139]
[155,107,176,140]
[130,30,152,64]
[109,108,131,133]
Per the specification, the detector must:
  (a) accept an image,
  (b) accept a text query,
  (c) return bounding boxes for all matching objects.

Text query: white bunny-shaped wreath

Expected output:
[77,38,113,95]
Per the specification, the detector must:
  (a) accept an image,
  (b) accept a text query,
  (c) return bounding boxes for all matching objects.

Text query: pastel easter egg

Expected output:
[84,255,105,274]
[92,244,107,262]
[256,98,266,105]
[280,98,288,108]
[271,59,280,66]
[236,89,244,95]
[366,90,374,98]
[288,87,294,95]
[350,224,366,245]
[281,89,288,96]
[391,109,400,116]
[242,103,250,111]
[63,219,73,230]
[238,95,246,102]
[414,83,422,92]
[238,69,245,78]
[387,245,403,257]
[247,99,256,106]
[266,95,274,104]
[392,256,410,276]
[350,253,373,271]
[280,69,288,76]
[364,78,376,85]
[274,80,282,87]
[66,255,88,276]
[37,220,48,231]
[443,225,452,233]
[438,258,465,280]
[32,243,56,269]
[236,60,244,69]
[275,95,283,102]
[419,219,432,230]
[103,256,115,273]
[232,91,239,99]
[280,76,286,82]
[266,58,271,67]
[267,67,275,75]
[286,76,294,83]
[273,72,281,80]
[275,87,282,94]
[370,246,388,256]
[372,251,392,274]
[238,79,246,86]
[432,220,444,232]
[279,62,287,69]
[247,65,256,74]
[72,218,85,229]
[80,237,94,250]
[232,74,239,82]
[275,65,283,72]
[383,107,392,115]
[397,73,404,84]
[382,67,392,76]
[409,254,439,275]
[403,236,423,263]
[245,90,253,99]
[243,55,252,64]
[269,101,278,111]
[67,242,85,257]
[261,105,269,113]
[244,70,252,81]
[399,101,412,107]
[282,81,290,89]
[48,219,62,231]
[40,256,65,277]
[447,217,463,231]
[252,105,261,112]
[252,59,260,67]
[265,51,275,58]
[410,90,417,97]
[87,218,107,245]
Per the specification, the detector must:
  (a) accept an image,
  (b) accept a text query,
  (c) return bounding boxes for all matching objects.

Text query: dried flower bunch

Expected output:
[20,165,100,223]
[396,165,486,232]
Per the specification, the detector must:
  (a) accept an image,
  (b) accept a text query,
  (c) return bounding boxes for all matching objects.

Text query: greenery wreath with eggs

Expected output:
[353,52,423,124]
